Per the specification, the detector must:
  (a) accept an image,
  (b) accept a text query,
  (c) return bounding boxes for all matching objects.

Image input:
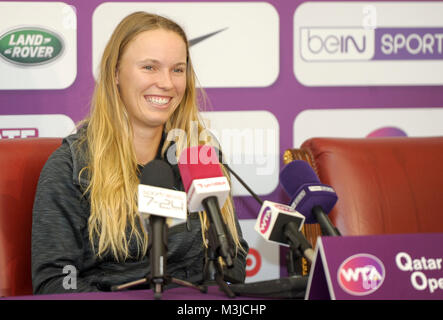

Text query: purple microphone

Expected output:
[279,160,341,236]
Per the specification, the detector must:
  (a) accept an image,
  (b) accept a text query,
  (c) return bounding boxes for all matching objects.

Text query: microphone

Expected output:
[210,154,311,298]
[203,144,314,263]
[279,160,341,237]
[200,143,314,262]
[138,159,187,298]
[254,200,313,263]
[177,145,234,268]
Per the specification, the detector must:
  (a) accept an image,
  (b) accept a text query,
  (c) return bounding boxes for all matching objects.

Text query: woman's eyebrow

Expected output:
[137,58,187,66]
[136,58,159,65]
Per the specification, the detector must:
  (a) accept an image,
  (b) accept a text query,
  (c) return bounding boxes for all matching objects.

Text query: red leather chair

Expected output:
[284,136,443,274]
[0,138,61,297]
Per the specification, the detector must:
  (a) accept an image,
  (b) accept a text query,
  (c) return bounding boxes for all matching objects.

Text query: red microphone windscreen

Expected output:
[178,145,223,192]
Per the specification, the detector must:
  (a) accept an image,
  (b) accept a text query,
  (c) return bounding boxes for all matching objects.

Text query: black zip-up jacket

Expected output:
[31,130,248,294]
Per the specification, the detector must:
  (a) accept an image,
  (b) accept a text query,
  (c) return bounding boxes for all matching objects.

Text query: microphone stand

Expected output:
[286,250,304,276]
[283,222,314,265]
[111,216,207,299]
[202,224,236,298]
[201,197,236,298]
[312,205,342,236]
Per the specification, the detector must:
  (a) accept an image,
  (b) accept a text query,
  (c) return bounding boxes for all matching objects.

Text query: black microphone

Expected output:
[138,159,187,298]
[279,160,341,237]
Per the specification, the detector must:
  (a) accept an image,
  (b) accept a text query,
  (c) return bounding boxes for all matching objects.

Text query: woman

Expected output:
[31,11,248,294]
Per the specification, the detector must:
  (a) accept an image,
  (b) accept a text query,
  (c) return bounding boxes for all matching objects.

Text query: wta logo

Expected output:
[337,254,385,296]
[259,207,272,234]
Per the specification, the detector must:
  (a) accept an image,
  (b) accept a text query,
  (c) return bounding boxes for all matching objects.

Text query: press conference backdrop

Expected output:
[1,0,443,284]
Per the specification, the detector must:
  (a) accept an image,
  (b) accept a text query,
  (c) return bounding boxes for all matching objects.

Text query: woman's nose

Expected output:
[156,70,173,90]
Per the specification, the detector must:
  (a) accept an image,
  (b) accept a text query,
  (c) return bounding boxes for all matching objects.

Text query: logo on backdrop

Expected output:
[300,27,374,61]
[92,2,279,87]
[0,2,76,89]
[367,127,408,138]
[0,27,64,66]
[337,253,385,296]
[246,248,262,278]
[239,219,280,283]
[294,2,443,85]
[189,27,228,47]
[292,108,443,147]
[0,114,76,139]
[300,27,443,62]
[0,128,38,139]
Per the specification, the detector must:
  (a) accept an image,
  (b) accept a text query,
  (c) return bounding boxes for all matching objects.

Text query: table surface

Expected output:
[2,285,266,300]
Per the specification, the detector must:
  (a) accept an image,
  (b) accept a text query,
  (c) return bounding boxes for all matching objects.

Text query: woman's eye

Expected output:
[144,65,153,71]
[173,68,185,73]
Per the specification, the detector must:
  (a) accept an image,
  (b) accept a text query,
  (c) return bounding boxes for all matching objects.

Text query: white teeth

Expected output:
[147,96,170,105]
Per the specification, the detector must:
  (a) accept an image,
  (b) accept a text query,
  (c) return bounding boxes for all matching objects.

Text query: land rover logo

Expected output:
[0,27,64,66]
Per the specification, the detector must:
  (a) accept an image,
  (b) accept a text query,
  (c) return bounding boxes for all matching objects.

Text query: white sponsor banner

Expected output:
[294,2,443,86]
[0,2,77,89]
[239,219,280,283]
[201,110,279,196]
[0,114,76,139]
[93,2,279,88]
[293,108,443,147]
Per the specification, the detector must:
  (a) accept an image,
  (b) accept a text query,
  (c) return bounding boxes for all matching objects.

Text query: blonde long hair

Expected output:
[78,11,244,262]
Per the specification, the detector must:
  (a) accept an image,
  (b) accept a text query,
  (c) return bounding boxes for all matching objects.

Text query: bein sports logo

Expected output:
[300,27,374,61]
[259,207,272,234]
[338,253,385,296]
[300,27,443,61]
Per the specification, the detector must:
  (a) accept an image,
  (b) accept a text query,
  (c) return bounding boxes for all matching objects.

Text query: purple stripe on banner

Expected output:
[374,28,443,60]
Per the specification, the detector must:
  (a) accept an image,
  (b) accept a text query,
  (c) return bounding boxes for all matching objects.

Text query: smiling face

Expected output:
[116,28,187,133]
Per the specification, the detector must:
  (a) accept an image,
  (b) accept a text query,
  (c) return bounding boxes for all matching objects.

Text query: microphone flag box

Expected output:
[138,184,187,220]
[306,233,443,300]
[254,200,305,246]
[187,176,230,212]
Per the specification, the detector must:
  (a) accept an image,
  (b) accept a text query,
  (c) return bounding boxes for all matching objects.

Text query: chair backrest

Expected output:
[284,136,443,276]
[0,138,61,297]
[284,136,443,236]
